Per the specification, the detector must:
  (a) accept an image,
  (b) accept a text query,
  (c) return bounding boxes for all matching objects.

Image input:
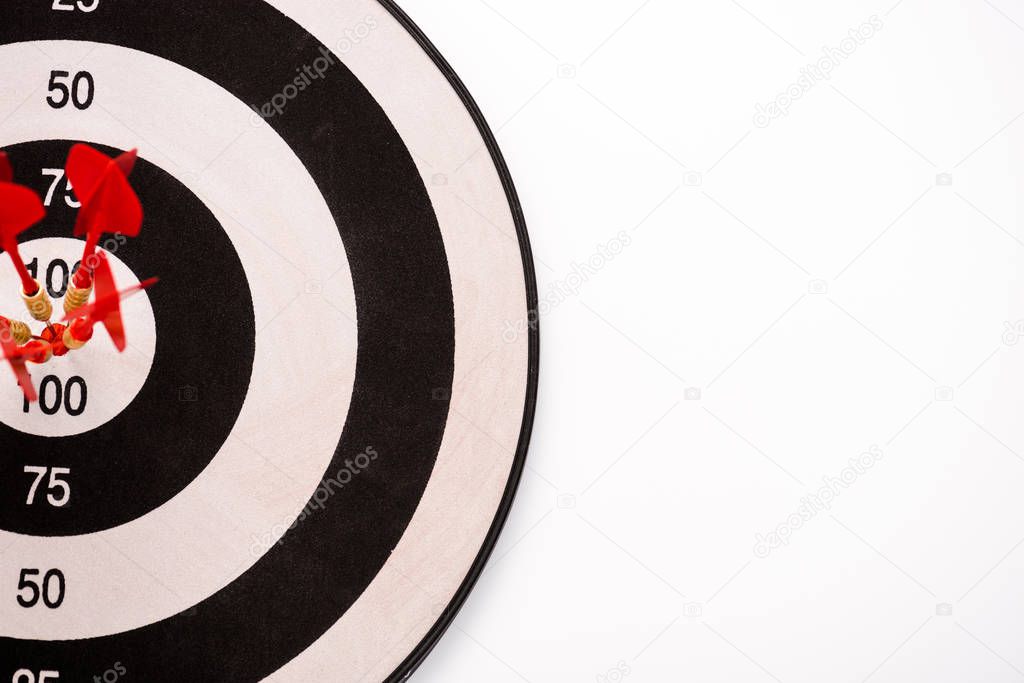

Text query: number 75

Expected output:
[23,466,71,507]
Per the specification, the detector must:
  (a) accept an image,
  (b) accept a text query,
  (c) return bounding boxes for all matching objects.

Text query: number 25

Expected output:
[12,671,59,683]
[51,0,98,12]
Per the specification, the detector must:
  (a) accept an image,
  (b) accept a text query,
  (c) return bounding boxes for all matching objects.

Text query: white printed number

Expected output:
[23,466,71,507]
[51,0,98,11]
[13,671,60,683]
[41,170,80,208]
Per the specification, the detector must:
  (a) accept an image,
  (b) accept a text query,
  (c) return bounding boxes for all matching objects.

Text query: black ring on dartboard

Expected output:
[0,2,457,681]
[0,1,544,683]
[0,140,256,536]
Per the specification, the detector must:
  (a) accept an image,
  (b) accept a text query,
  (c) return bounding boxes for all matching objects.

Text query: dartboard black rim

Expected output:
[377,2,539,679]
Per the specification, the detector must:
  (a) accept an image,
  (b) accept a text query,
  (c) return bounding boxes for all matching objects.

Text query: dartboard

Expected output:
[0,1,538,681]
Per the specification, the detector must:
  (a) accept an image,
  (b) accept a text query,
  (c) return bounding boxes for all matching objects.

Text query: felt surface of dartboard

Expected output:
[0,2,537,681]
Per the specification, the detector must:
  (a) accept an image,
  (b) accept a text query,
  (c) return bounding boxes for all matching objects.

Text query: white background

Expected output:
[402,1,1024,681]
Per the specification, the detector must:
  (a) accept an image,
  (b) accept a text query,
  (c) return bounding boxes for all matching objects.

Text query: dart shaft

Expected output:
[82,230,101,262]
[74,237,104,290]
[73,270,92,290]
[7,249,39,295]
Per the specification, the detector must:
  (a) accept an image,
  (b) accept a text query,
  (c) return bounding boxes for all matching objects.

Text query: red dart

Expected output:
[62,317,94,351]
[0,318,37,402]
[20,340,52,365]
[65,144,142,287]
[0,151,12,183]
[40,323,69,357]
[65,144,139,206]
[62,253,157,352]
[0,180,45,295]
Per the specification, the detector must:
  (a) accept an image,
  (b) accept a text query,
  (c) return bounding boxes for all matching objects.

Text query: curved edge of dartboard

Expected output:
[377,2,540,680]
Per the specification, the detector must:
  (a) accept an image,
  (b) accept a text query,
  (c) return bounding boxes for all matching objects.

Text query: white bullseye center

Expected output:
[0,237,156,437]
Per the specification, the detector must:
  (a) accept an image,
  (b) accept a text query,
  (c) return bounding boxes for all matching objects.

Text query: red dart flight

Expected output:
[62,253,157,352]
[65,144,142,275]
[0,169,46,295]
[0,317,37,402]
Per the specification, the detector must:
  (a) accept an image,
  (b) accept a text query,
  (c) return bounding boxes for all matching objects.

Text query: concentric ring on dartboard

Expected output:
[0,61,362,636]
[0,3,456,672]
[0,0,537,680]
[0,139,255,537]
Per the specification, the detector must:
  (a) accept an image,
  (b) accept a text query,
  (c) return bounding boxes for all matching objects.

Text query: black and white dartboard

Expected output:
[0,1,538,680]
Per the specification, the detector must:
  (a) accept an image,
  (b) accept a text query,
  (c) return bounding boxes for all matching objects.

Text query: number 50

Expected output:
[46,71,94,111]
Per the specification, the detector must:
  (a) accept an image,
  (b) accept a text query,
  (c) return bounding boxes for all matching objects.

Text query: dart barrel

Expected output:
[63,319,92,350]
[22,279,53,322]
[0,316,31,344]
[64,281,93,316]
